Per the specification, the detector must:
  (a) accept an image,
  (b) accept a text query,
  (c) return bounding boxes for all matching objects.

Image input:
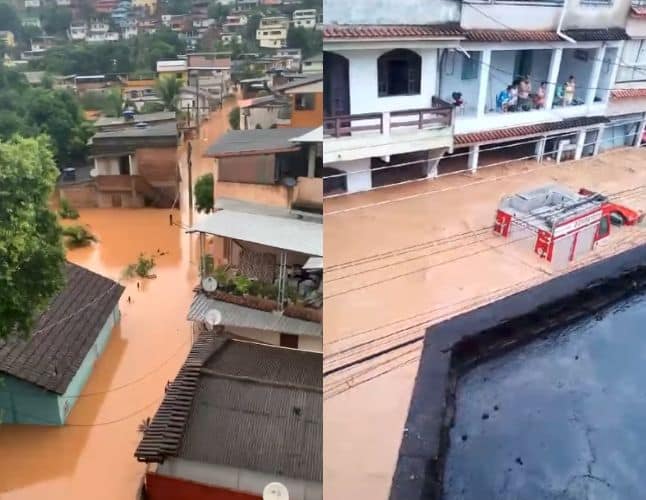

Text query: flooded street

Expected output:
[0,100,235,500]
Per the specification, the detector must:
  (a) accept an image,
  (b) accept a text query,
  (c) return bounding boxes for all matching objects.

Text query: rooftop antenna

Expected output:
[263,483,289,500]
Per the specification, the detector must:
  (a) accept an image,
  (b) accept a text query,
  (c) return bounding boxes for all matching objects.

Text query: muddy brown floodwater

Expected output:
[0,100,235,500]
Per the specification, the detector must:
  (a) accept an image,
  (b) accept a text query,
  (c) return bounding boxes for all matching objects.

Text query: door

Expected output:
[324,52,350,135]
[119,156,130,175]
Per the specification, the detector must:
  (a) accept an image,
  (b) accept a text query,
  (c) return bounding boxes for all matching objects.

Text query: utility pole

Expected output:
[194,69,201,138]
[187,140,193,219]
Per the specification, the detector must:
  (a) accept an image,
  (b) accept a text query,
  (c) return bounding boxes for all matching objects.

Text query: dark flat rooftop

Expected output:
[205,127,313,157]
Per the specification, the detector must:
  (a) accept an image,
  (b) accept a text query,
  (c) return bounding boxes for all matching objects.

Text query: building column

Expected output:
[604,42,624,104]
[535,137,547,163]
[575,129,587,160]
[635,117,646,148]
[586,45,606,106]
[382,111,391,136]
[593,125,605,156]
[546,48,563,109]
[307,144,316,177]
[476,50,491,118]
[468,145,480,173]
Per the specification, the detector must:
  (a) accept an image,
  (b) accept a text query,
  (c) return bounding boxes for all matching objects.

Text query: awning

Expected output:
[290,126,322,143]
[303,256,322,270]
[188,210,322,256]
[187,294,322,337]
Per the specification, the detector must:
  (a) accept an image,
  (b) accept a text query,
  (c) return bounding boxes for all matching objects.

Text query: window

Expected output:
[597,215,610,238]
[461,51,480,80]
[118,156,130,175]
[581,0,611,3]
[377,49,421,97]
[295,93,315,110]
[280,334,299,348]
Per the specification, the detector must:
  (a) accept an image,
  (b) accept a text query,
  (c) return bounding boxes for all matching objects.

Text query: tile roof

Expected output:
[324,25,628,42]
[611,88,646,99]
[135,332,322,483]
[205,127,313,156]
[0,262,124,394]
[323,23,465,40]
[631,6,646,17]
[455,116,609,146]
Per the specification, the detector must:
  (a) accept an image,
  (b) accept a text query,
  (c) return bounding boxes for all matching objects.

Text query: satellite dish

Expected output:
[201,276,218,292]
[263,482,289,500]
[204,308,222,330]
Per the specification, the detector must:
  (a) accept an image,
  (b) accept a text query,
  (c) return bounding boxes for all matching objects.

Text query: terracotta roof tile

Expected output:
[631,6,646,17]
[565,28,629,41]
[464,30,560,42]
[323,24,465,40]
[611,88,646,99]
[455,116,609,146]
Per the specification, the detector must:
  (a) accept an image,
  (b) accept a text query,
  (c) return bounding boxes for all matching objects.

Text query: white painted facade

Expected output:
[24,0,40,8]
[257,16,289,48]
[293,9,317,29]
[221,32,242,44]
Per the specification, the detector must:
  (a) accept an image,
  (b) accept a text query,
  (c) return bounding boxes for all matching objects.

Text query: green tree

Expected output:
[155,75,182,111]
[102,88,123,117]
[140,101,166,113]
[0,136,65,338]
[165,0,190,15]
[0,3,23,43]
[40,5,73,36]
[246,13,262,43]
[207,2,231,21]
[286,27,322,59]
[194,173,214,213]
[228,106,240,130]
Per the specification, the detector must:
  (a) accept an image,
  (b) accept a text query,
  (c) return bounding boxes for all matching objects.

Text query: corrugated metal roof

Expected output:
[324,23,465,40]
[92,121,178,139]
[135,332,322,484]
[205,128,313,157]
[273,74,322,92]
[303,256,322,270]
[189,209,322,255]
[187,294,322,337]
[611,88,646,99]
[455,116,609,146]
[0,262,124,394]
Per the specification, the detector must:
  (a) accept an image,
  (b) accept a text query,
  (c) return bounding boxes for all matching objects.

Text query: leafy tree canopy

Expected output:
[194,173,214,213]
[0,136,65,339]
[286,27,322,59]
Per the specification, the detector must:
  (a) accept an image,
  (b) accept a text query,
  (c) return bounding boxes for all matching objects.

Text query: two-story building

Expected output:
[323,0,633,195]
[156,59,188,82]
[257,16,290,48]
[293,9,318,29]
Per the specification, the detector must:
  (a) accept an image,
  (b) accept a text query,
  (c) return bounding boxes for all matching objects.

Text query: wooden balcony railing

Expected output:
[323,97,453,138]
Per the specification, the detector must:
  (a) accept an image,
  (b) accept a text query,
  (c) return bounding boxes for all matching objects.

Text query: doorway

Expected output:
[119,156,130,175]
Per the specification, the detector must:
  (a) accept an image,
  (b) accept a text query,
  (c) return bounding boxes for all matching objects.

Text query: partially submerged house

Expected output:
[273,74,323,128]
[59,122,179,208]
[135,333,322,499]
[187,202,323,351]
[93,111,176,133]
[0,263,124,425]
[205,127,322,213]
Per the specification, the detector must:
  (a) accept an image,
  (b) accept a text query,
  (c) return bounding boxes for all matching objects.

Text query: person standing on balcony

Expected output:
[534,81,547,109]
[508,82,519,112]
[564,75,576,106]
[496,86,512,112]
[518,77,531,111]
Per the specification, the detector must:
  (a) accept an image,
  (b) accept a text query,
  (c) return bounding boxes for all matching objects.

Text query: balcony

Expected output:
[323,97,454,163]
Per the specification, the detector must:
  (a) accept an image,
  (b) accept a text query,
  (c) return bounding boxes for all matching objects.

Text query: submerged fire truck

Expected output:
[493,185,642,268]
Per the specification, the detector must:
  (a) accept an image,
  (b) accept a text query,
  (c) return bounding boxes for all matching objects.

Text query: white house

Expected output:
[293,9,317,29]
[68,23,88,41]
[256,16,290,49]
[323,0,633,195]
[24,0,40,8]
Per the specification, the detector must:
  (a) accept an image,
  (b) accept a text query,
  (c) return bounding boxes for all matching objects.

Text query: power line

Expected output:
[324,127,646,215]
[324,232,646,396]
[325,185,646,285]
[324,184,646,301]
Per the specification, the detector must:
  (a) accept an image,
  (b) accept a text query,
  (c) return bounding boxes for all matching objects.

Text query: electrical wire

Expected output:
[324,183,646,301]
[325,184,646,285]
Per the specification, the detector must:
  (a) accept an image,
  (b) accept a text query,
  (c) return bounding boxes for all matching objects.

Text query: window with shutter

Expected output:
[378,49,421,97]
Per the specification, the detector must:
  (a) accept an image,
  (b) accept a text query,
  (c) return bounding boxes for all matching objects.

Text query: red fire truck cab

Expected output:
[578,188,644,234]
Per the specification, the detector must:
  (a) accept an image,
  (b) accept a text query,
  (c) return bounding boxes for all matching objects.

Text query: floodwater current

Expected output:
[0,100,234,500]
[444,289,646,500]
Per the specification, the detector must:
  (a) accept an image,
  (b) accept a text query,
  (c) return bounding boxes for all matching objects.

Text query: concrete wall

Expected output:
[0,375,60,425]
[439,50,481,115]
[557,49,595,103]
[291,92,323,128]
[334,48,439,115]
[57,306,120,423]
[616,40,646,83]
[331,158,371,193]
[461,0,630,31]
[563,0,631,30]
[146,471,260,500]
[243,106,281,130]
[324,0,459,25]
[215,181,290,207]
[135,147,178,186]
[626,16,646,39]
[58,182,99,208]
[228,326,322,352]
